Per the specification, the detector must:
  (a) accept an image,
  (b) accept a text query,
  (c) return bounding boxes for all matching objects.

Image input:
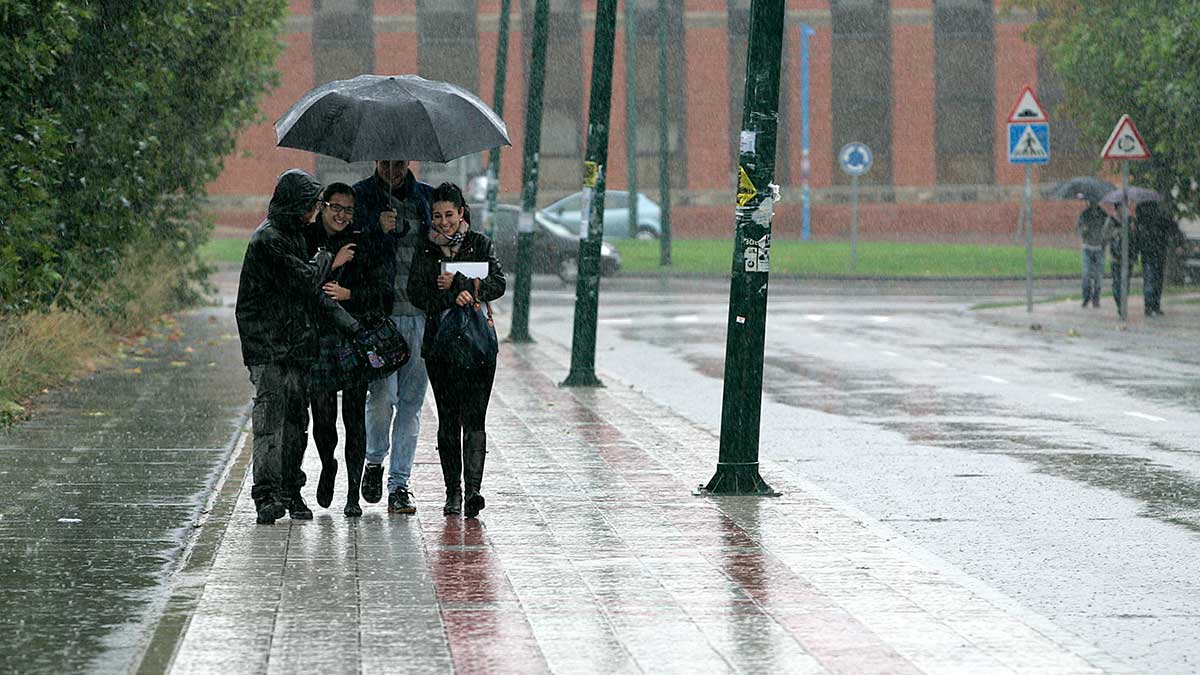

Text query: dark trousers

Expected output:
[248,363,310,503]
[310,381,367,497]
[1143,257,1164,312]
[426,359,496,488]
[1111,259,1124,306]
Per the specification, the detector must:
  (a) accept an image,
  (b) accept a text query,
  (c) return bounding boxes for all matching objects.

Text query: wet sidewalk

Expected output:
[149,333,1134,673]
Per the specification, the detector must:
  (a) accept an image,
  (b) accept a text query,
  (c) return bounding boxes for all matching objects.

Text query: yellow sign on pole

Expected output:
[736,166,757,207]
[583,161,600,189]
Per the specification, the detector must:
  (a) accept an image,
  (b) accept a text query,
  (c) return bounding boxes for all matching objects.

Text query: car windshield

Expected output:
[535,212,577,238]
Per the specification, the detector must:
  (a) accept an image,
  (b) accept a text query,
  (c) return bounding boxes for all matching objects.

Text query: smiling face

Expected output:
[431,200,463,237]
[321,192,354,236]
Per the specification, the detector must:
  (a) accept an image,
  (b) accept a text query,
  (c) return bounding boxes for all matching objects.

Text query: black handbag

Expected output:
[432,279,498,370]
[309,313,409,395]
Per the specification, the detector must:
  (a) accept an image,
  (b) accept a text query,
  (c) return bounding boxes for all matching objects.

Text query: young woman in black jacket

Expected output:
[407,183,505,517]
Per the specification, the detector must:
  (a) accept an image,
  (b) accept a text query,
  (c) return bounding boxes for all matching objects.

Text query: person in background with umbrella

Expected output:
[354,160,433,514]
[409,183,505,518]
[1076,200,1110,308]
[1133,201,1183,316]
[1106,206,1127,310]
[235,169,365,525]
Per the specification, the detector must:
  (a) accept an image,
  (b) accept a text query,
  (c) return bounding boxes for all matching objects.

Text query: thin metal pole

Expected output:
[1025,165,1034,313]
[656,0,672,266]
[508,0,550,343]
[800,23,814,241]
[1119,160,1130,321]
[850,174,859,272]
[625,0,638,237]
[562,0,619,388]
[483,0,512,237]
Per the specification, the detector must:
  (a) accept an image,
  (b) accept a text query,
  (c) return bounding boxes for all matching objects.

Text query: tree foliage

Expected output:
[0,0,287,315]
[1011,0,1200,217]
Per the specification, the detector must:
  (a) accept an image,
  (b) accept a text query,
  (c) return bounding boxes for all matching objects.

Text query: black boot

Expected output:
[316,458,337,509]
[439,436,463,516]
[463,432,487,519]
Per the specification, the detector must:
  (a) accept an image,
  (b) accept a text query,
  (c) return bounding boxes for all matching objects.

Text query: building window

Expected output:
[417,0,481,185]
[934,0,995,186]
[1036,52,1094,181]
[632,2,687,189]
[312,0,375,185]
[831,0,893,187]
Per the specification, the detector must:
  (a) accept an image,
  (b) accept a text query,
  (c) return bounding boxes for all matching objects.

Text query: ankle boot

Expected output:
[438,439,463,516]
[463,432,487,518]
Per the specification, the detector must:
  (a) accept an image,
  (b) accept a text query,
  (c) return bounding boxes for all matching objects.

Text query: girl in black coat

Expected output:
[407,183,505,517]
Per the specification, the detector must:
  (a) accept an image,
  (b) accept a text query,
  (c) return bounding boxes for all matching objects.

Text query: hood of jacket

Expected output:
[267,169,323,231]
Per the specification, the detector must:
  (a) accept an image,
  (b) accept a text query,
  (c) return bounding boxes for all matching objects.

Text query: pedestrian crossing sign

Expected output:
[1007,122,1050,165]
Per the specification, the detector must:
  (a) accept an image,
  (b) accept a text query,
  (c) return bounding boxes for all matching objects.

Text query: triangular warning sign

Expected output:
[736,166,757,206]
[1007,86,1048,123]
[1101,115,1150,160]
[1012,126,1048,159]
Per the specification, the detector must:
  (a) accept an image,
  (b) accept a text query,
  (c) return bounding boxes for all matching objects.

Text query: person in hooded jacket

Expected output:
[408,182,505,518]
[236,169,363,525]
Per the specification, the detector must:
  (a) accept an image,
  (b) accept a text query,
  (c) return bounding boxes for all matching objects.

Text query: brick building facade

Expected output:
[207,0,1098,244]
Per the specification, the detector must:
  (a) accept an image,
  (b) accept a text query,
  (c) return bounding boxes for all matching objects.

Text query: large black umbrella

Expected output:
[1046,176,1117,203]
[275,74,510,162]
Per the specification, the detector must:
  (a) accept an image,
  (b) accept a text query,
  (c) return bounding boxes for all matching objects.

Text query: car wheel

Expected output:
[635,227,658,241]
[557,258,578,284]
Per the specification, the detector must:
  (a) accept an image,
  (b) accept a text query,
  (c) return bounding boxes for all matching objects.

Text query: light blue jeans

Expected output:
[365,315,428,492]
[1081,246,1104,303]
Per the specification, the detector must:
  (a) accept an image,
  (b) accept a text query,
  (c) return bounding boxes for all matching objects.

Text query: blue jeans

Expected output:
[365,315,428,492]
[1081,247,1104,303]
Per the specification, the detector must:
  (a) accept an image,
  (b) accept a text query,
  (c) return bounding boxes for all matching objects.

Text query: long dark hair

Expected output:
[431,182,470,225]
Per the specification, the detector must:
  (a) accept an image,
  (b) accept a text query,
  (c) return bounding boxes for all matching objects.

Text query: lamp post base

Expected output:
[694,463,781,497]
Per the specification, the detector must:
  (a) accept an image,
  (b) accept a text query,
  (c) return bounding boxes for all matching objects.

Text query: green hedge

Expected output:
[0,0,287,315]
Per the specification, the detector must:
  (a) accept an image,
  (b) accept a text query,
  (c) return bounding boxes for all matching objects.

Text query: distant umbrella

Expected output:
[1101,186,1162,204]
[275,74,510,163]
[1046,176,1116,203]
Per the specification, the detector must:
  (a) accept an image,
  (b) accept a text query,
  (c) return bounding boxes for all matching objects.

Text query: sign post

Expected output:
[838,142,872,272]
[1006,86,1050,314]
[1101,114,1151,321]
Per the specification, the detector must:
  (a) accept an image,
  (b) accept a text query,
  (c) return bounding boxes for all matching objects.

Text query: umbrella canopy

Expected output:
[275,74,510,163]
[1101,186,1162,204]
[1046,176,1116,203]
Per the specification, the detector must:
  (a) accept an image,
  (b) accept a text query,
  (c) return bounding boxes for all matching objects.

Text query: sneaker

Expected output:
[287,493,313,520]
[256,499,286,525]
[362,464,384,504]
[344,501,362,518]
[387,487,416,514]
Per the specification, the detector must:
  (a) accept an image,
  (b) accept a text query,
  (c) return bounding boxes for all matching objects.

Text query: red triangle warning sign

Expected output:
[1101,115,1150,160]
[1007,86,1048,123]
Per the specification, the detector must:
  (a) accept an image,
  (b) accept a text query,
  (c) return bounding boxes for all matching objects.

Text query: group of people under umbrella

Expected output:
[1056,177,1185,316]
[234,75,512,525]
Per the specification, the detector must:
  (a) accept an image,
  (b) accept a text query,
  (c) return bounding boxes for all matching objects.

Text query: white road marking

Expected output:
[1125,411,1167,422]
[882,350,900,357]
[673,314,701,323]
[805,314,825,322]
[599,317,634,325]
[1050,393,1083,402]
[923,360,948,368]
[981,375,1010,384]
[870,316,891,323]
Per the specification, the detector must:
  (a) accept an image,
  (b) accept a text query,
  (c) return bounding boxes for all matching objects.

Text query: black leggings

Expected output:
[426,359,496,458]
[309,380,367,493]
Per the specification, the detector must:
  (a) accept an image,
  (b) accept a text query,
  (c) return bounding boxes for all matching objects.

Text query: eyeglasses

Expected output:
[324,202,354,215]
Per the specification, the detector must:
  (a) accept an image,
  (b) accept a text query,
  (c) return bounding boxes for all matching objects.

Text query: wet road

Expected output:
[516,278,1200,674]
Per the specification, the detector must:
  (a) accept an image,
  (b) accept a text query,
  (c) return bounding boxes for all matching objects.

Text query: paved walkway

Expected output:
[149,328,1135,673]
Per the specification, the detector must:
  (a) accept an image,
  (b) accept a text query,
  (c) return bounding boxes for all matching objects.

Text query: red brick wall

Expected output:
[892,22,937,189]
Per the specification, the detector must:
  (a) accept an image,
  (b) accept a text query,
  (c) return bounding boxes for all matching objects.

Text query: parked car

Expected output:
[471,203,621,283]
[1179,217,1200,284]
[538,190,662,240]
